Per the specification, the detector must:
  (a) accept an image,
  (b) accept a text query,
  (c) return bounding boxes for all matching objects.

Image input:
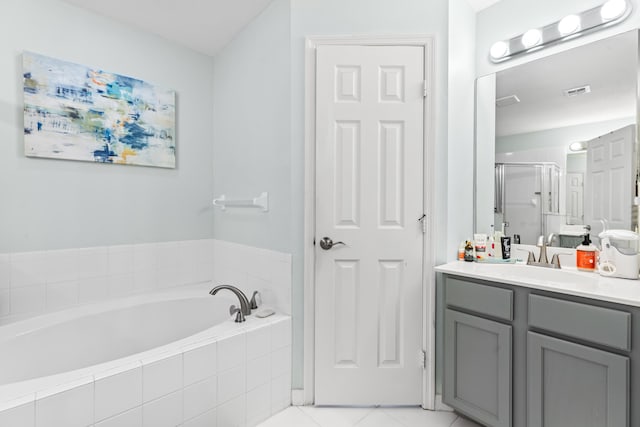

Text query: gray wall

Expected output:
[0,0,215,253]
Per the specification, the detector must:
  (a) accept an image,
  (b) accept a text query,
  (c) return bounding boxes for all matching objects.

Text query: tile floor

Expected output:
[257,406,482,427]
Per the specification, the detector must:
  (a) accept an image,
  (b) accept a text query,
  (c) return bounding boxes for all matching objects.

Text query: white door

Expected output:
[585,125,636,235]
[566,172,584,225]
[314,45,425,405]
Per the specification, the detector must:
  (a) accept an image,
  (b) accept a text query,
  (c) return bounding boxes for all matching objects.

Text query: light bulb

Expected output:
[558,14,581,36]
[601,0,627,21]
[490,41,509,59]
[569,141,586,151]
[522,29,542,48]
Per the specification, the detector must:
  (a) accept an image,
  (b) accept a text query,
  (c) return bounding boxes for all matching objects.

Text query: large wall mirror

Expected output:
[475,30,639,247]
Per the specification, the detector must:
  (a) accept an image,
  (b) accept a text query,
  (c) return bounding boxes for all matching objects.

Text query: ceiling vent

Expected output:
[496,94,521,107]
[564,85,591,97]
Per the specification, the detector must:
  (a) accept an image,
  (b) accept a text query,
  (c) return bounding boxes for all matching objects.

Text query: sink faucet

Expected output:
[526,235,560,268]
[209,285,252,317]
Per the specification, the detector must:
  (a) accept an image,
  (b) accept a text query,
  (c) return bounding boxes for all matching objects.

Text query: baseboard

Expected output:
[291,389,306,406]
[435,394,454,412]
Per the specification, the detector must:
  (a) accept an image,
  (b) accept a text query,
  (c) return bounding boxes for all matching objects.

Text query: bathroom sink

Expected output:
[467,262,601,287]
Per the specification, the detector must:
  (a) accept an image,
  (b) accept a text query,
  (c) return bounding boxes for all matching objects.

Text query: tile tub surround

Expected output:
[0,238,293,324]
[212,239,292,315]
[0,315,292,427]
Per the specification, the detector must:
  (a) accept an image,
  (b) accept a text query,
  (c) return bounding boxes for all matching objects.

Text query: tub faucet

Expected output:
[209,285,252,316]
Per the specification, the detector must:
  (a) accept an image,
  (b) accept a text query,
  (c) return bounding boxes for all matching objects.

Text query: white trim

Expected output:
[303,34,437,409]
[291,389,306,406]
[435,394,454,412]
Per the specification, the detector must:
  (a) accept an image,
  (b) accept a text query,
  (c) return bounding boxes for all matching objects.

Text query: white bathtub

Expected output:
[0,283,292,427]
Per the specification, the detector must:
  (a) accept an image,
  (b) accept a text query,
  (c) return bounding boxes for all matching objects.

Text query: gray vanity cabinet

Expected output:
[527,332,629,427]
[444,309,512,427]
[441,274,635,427]
[443,278,514,427]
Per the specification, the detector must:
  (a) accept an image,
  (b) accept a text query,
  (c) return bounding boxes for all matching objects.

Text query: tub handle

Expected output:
[229,305,246,323]
[250,291,261,309]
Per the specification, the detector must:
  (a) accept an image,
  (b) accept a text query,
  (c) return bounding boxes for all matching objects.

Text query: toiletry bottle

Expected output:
[464,241,474,262]
[474,234,487,260]
[576,234,597,272]
[458,241,466,260]
[487,226,495,258]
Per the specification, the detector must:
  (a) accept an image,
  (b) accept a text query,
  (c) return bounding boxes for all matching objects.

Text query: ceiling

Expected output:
[467,0,502,12]
[496,30,637,137]
[62,0,275,56]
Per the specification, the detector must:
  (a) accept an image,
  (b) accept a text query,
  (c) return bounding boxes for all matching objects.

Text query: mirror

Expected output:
[475,30,639,247]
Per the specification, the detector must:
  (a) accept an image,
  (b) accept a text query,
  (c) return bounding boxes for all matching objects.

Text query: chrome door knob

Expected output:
[319,237,345,250]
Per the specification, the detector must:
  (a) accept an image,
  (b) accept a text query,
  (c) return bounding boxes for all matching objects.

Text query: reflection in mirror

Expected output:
[478,30,638,247]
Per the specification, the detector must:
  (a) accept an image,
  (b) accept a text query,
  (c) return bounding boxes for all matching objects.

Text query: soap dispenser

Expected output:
[576,234,597,272]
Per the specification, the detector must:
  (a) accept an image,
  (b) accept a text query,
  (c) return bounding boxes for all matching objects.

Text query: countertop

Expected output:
[435,261,640,308]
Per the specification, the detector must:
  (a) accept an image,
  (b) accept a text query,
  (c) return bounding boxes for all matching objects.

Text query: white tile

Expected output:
[184,342,217,386]
[217,332,246,372]
[143,354,182,402]
[270,374,291,414]
[355,411,405,427]
[95,406,142,427]
[108,273,135,297]
[11,252,47,287]
[0,290,10,317]
[451,415,483,427]
[157,268,182,289]
[183,408,216,427]
[178,241,200,285]
[76,247,108,279]
[0,402,34,426]
[270,318,291,350]
[247,354,271,391]
[257,407,318,427]
[35,383,93,427]
[45,280,79,310]
[133,268,158,292]
[44,249,79,284]
[218,364,246,405]
[183,376,217,421]
[383,407,459,426]
[108,245,135,275]
[0,254,11,289]
[78,276,109,303]
[299,406,373,427]
[10,285,45,315]
[246,382,271,427]
[142,390,182,427]
[246,322,271,361]
[132,243,158,271]
[156,242,180,271]
[217,394,246,427]
[95,366,143,422]
[271,346,291,379]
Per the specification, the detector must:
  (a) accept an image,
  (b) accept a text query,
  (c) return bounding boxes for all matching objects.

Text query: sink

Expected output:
[470,262,601,286]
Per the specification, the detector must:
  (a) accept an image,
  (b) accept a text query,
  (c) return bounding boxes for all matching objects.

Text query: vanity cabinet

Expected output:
[441,274,636,427]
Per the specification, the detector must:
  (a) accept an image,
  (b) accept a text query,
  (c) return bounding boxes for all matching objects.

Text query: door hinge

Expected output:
[423,80,428,98]
[418,213,427,234]
[420,350,427,369]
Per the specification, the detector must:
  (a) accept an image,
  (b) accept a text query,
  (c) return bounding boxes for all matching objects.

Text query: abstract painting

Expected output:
[23,52,176,168]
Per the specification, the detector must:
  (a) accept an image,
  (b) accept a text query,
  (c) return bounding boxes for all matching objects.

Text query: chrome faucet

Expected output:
[209,285,252,320]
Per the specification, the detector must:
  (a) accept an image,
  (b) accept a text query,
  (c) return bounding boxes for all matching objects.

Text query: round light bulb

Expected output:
[558,14,581,36]
[490,41,509,59]
[522,29,542,49]
[601,0,627,21]
[569,141,586,151]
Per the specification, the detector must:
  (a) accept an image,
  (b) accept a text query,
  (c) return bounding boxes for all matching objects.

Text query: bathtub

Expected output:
[0,283,292,427]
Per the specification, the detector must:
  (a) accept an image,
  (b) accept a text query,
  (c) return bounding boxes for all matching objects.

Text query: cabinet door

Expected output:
[444,309,512,427]
[527,332,629,427]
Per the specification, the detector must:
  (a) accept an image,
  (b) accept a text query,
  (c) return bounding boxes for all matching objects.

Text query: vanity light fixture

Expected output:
[569,141,587,152]
[489,0,632,62]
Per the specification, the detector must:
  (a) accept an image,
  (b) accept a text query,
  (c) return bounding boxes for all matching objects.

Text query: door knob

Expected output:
[319,237,345,250]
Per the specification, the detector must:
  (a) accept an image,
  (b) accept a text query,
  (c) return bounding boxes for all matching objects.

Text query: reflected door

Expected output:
[314,44,425,405]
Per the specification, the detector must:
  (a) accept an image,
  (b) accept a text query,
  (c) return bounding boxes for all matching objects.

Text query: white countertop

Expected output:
[435,261,640,308]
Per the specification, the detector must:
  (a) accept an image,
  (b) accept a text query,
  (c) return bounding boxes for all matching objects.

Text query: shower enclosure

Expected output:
[495,162,560,244]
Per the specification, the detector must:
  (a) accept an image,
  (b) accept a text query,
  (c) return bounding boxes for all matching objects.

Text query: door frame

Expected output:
[303,34,436,409]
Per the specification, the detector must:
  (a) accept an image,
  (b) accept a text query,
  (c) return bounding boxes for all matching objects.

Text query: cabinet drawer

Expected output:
[446,277,513,321]
[528,294,631,351]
